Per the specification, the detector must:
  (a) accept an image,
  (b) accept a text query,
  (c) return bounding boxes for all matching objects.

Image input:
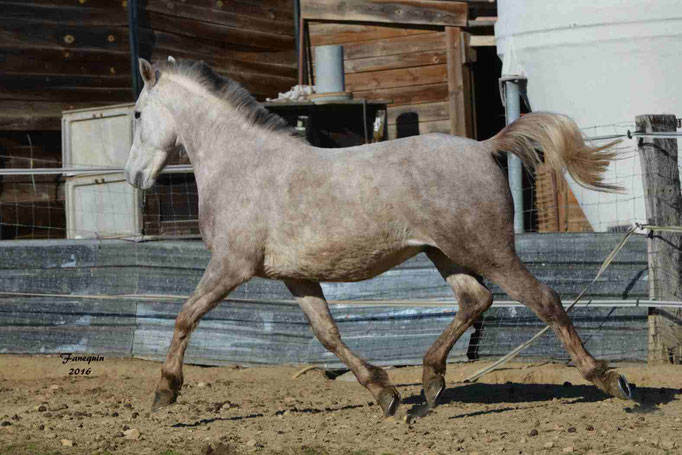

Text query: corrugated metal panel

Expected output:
[0,233,650,365]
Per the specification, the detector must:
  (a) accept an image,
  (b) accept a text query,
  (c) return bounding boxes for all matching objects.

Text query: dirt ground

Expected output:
[0,355,681,455]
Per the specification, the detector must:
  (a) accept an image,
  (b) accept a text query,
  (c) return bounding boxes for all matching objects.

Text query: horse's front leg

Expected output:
[152,256,253,411]
[285,279,401,417]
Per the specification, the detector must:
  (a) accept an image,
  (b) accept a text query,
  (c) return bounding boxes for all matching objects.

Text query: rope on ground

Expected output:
[461,223,680,383]
[292,365,325,379]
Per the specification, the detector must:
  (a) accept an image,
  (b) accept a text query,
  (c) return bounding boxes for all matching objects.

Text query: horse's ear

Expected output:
[138,58,156,86]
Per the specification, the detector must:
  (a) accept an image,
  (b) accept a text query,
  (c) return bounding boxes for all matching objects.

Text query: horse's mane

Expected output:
[155,58,292,134]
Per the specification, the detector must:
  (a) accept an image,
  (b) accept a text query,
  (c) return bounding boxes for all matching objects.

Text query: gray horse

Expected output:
[125,57,631,417]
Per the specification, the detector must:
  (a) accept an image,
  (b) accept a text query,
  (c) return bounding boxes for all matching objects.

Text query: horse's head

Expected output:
[124,58,180,190]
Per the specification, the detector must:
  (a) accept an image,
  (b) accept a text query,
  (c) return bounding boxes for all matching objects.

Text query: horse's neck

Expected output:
[166,92,284,190]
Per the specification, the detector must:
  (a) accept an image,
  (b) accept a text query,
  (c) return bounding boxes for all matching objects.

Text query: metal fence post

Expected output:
[504,79,524,233]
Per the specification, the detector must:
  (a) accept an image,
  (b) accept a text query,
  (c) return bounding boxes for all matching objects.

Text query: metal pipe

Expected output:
[0,164,193,176]
[504,80,524,233]
[127,0,141,98]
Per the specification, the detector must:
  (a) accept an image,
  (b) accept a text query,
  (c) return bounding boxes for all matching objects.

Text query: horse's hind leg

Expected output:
[152,256,252,411]
[285,279,401,417]
[422,249,493,407]
[486,254,632,400]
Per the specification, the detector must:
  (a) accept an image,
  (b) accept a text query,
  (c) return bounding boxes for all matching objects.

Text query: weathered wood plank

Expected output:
[0,74,130,90]
[342,32,445,60]
[0,87,132,103]
[140,11,294,51]
[445,26,465,136]
[0,47,131,78]
[387,101,450,124]
[0,101,91,130]
[309,22,436,45]
[144,0,294,36]
[0,19,130,52]
[0,2,127,26]
[301,0,467,27]
[353,82,449,106]
[345,64,446,92]
[345,50,447,74]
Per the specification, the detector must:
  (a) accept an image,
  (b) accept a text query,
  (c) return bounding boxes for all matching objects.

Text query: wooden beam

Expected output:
[309,23,436,46]
[345,64,447,92]
[342,32,445,60]
[345,50,446,73]
[353,82,448,106]
[301,0,467,27]
[445,27,465,136]
[637,114,682,365]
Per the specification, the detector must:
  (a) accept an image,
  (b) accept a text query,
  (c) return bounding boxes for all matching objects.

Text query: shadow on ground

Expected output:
[402,382,681,418]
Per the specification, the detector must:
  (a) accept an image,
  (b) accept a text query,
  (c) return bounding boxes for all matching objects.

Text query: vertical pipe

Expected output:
[505,80,524,233]
[127,0,140,98]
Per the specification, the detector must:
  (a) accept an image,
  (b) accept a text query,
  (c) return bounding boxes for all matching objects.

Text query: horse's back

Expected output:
[259,133,515,281]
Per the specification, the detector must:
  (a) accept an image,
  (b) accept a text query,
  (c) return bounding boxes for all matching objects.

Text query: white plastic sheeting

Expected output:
[496,0,682,231]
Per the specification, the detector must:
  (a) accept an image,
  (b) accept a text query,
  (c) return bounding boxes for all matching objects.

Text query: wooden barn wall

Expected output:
[0,0,297,131]
[309,23,454,140]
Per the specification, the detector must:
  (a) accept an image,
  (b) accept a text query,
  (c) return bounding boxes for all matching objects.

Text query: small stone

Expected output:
[544,442,555,449]
[123,428,140,440]
[38,424,45,430]
[567,426,577,433]
[562,446,574,453]
[61,439,73,447]
[38,405,47,412]
[529,429,539,437]
[111,412,119,417]
[197,382,207,388]
[49,385,60,390]
[674,417,680,423]
[480,428,488,434]
[132,411,139,418]
[0,421,11,427]
[246,439,258,447]
[563,381,573,387]
[585,425,595,431]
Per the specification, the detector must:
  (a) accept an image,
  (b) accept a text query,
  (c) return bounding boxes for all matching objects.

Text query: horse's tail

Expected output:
[484,112,621,192]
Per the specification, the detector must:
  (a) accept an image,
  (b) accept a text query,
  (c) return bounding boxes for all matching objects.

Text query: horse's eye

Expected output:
[134,111,141,119]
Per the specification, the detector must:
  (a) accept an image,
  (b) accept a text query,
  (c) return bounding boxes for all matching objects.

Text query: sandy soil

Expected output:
[0,355,681,455]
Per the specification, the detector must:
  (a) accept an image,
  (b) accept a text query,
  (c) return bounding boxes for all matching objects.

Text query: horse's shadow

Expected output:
[402,382,681,418]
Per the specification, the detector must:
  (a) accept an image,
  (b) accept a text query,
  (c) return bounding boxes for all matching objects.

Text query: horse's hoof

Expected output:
[616,374,633,400]
[424,375,445,408]
[595,371,632,400]
[377,387,401,417]
[151,389,177,412]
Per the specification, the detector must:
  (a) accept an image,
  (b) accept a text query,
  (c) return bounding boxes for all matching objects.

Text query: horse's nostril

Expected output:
[134,172,143,188]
